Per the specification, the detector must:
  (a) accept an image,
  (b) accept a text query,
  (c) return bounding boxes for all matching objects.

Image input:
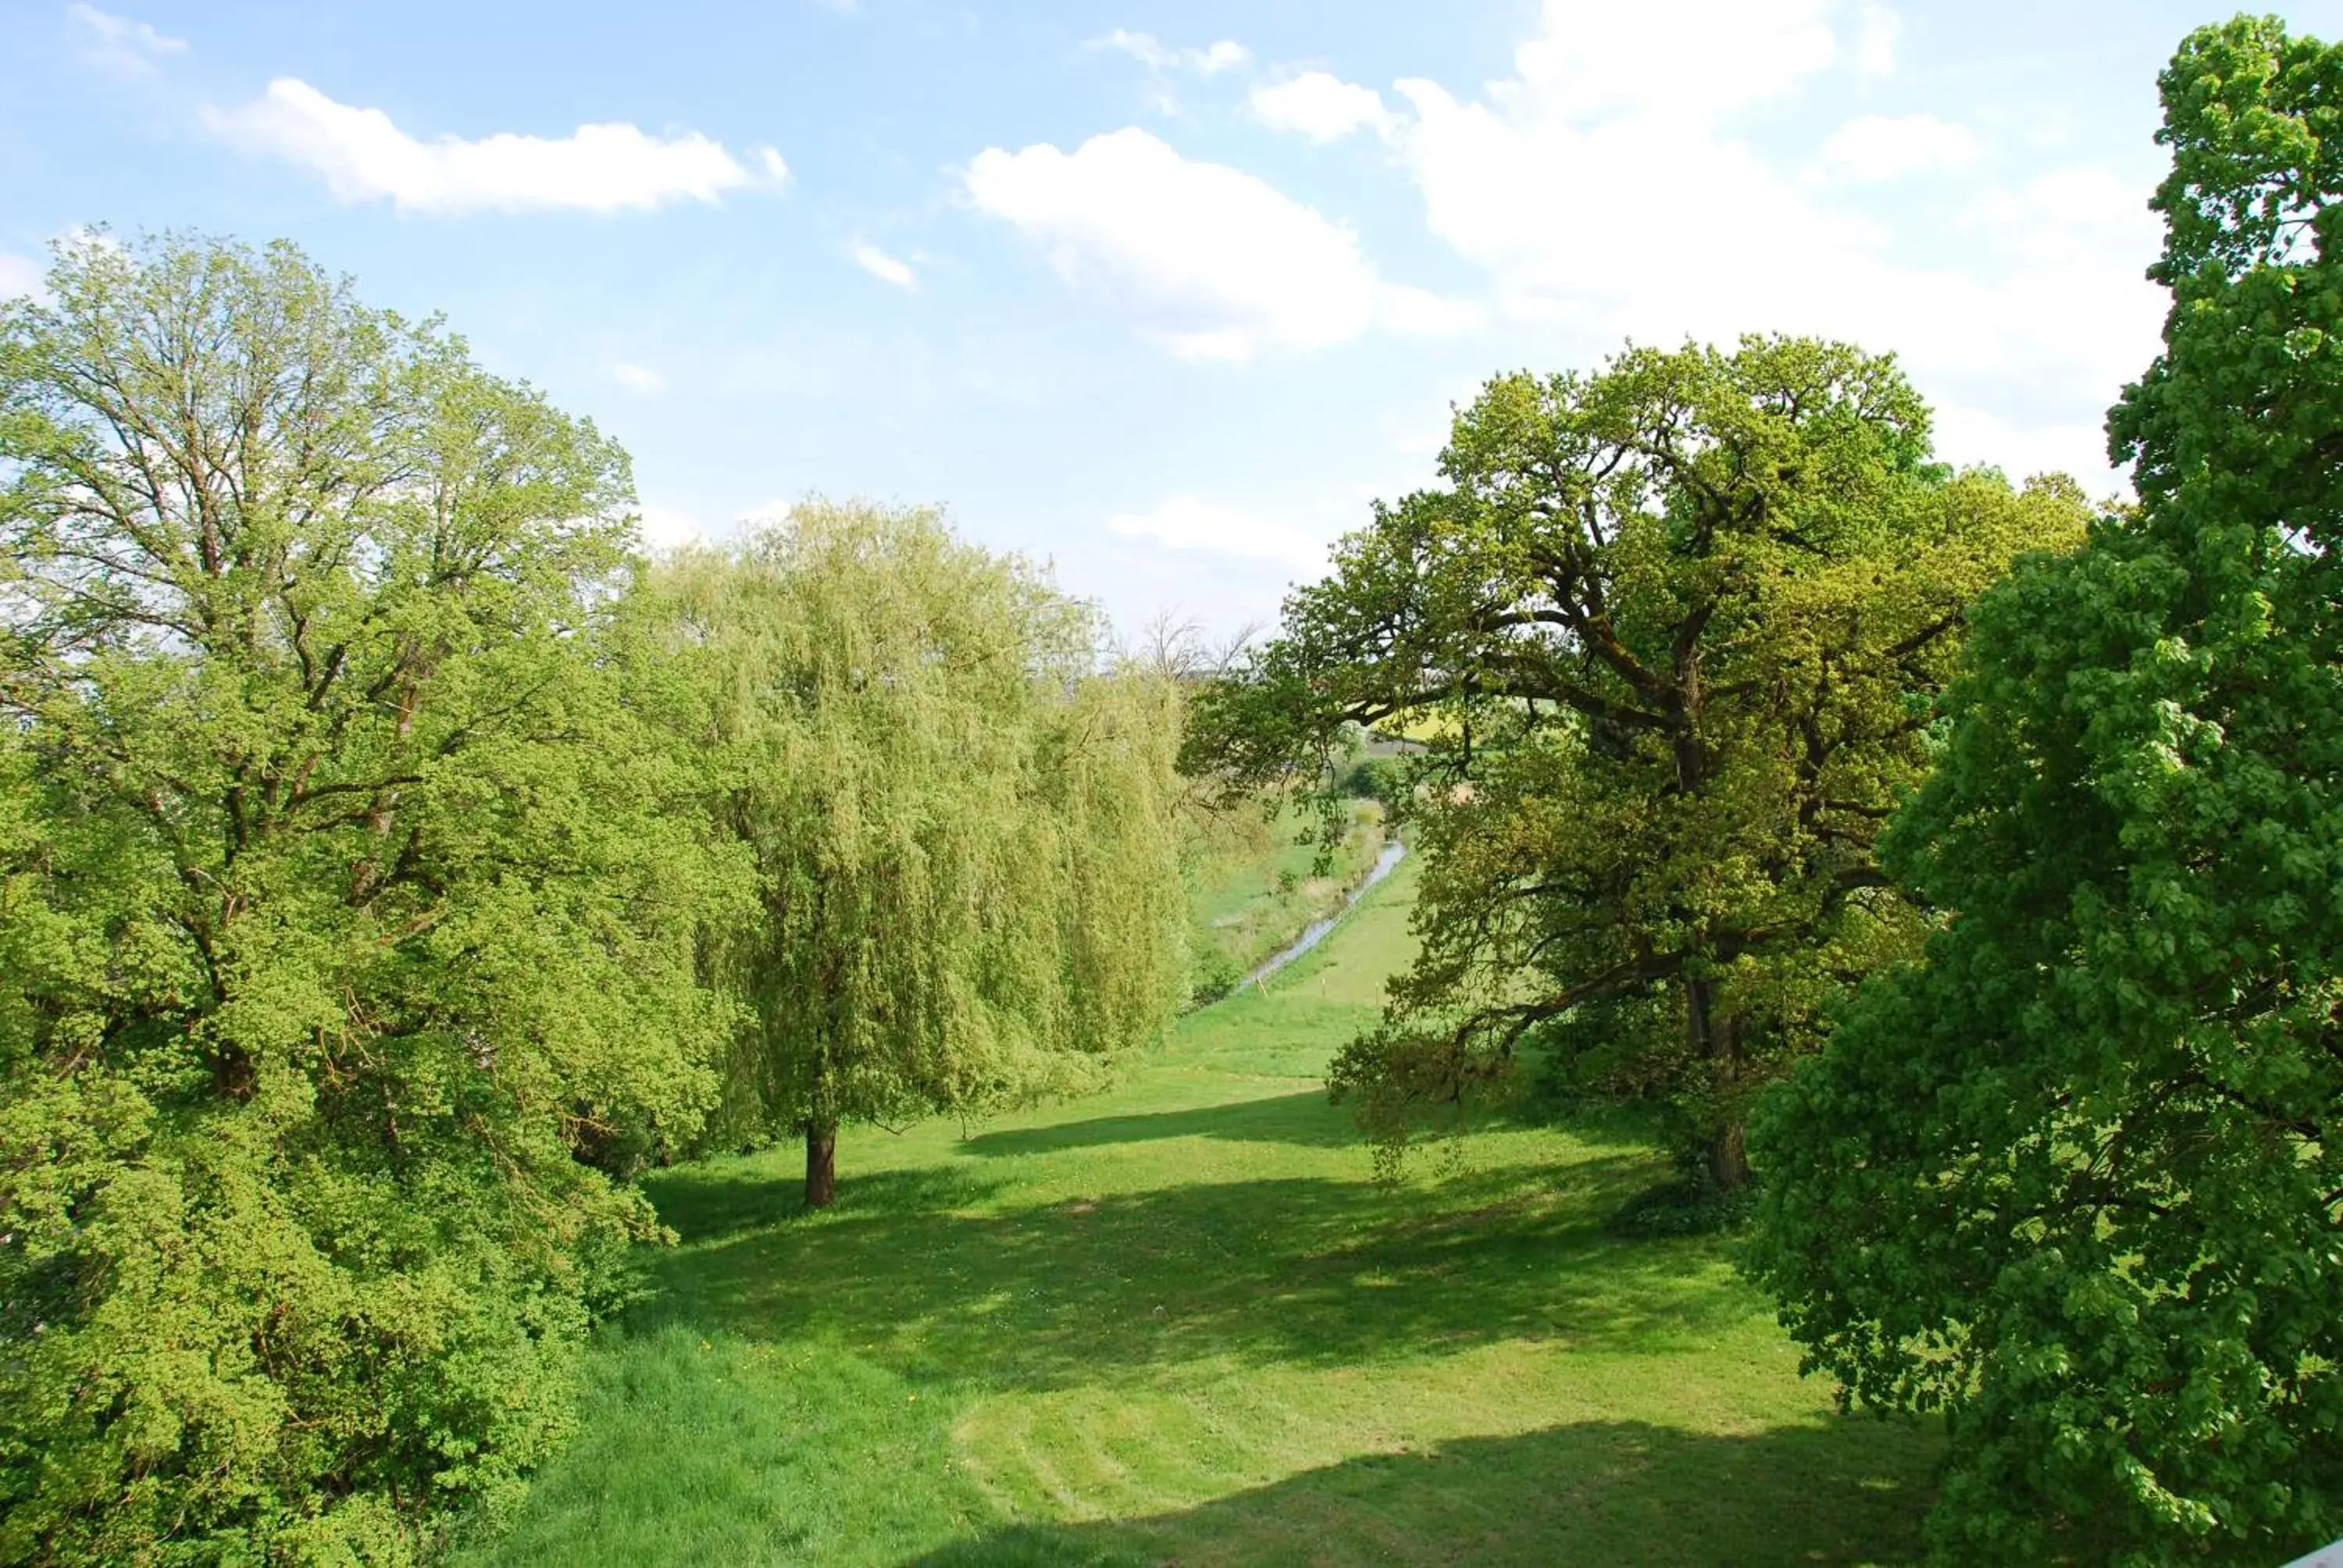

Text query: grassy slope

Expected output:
[460,861,1937,1567]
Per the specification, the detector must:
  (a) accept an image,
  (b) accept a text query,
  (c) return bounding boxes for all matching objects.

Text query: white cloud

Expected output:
[1106,495,1327,568]
[69,3,186,75]
[963,127,1472,359]
[1090,30,1251,74]
[608,362,665,394]
[1378,0,2163,486]
[636,503,705,551]
[1817,113,1981,182]
[1929,402,2116,493]
[852,241,918,290]
[1093,29,1175,69]
[1375,284,1483,340]
[1964,165,2144,253]
[0,253,43,301]
[1252,73,1391,142]
[1853,2,1900,80]
[1498,0,1836,121]
[207,79,786,216]
[1196,41,1250,74]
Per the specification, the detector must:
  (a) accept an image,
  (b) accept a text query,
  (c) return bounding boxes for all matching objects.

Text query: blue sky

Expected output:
[6,0,2339,638]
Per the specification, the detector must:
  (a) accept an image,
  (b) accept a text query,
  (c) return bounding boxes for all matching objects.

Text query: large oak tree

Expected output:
[1189,337,2087,1188]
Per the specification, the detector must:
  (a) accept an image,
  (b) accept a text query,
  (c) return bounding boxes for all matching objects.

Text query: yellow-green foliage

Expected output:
[0,236,736,1563]
[643,502,1188,1173]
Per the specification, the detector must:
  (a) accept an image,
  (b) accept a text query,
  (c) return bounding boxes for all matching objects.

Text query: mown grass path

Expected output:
[463,861,1937,1566]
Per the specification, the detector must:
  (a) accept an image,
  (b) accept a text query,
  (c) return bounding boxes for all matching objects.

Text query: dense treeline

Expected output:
[0,237,1185,1562]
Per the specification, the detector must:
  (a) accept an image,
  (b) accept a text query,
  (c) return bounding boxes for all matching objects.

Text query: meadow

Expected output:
[461,859,1940,1567]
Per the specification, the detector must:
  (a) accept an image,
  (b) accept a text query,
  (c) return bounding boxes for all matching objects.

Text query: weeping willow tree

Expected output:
[649,501,1187,1205]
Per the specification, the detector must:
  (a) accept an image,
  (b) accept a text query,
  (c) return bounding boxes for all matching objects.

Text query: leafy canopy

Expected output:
[0,234,733,1563]
[1188,337,2085,1185]
[1749,17,2343,1563]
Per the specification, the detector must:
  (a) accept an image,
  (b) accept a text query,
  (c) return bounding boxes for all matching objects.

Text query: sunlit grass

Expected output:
[458,860,1938,1566]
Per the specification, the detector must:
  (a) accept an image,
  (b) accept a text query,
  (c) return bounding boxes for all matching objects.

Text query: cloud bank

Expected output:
[1376,0,2161,481]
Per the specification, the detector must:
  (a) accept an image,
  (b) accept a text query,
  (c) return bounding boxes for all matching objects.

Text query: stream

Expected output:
[1239,839,1407,989]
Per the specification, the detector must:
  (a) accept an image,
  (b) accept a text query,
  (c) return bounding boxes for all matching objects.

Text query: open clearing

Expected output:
[462,860,1938,1566]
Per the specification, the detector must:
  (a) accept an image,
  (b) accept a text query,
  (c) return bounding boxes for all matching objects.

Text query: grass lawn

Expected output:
[458,859,1939,1566]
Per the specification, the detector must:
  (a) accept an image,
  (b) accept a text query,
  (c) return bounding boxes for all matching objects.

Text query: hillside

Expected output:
[462,860,1938,1566]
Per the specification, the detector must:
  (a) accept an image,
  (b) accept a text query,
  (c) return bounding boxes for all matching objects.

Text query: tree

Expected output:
[1748,20,2343,1563]
[1187,338,2087,1188]
[647,502,1187,1207]
[0,234,732,1563]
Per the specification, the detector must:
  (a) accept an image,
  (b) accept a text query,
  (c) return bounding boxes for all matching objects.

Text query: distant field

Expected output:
[458,858,1938,1567]
[1181,796,1385,1003]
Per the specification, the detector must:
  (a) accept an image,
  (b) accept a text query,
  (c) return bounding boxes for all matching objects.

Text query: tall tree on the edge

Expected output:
[647,501,1188,1206]
[1186,337,2088,1189]
[0,234,733,1563]
[1751,20,2343,1561]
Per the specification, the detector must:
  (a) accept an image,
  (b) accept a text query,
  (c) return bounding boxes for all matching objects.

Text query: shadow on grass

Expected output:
[955,1090,1364,1157]
[959,1088,1671,1164]
[642,1149,1749,1390]
[902,1417,1935,1567]
[646,1159,1011,1243]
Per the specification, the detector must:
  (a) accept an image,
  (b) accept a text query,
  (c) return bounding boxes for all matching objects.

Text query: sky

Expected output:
[7,0,2341,640]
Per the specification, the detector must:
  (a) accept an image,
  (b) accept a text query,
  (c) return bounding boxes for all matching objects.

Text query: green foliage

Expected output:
[1188,947,1245,1007]
[0,234,733,1563]
[641,503,1187,1196]
[1188,337,2088,1187]
[1749,19,2343,1563]
[1336,752,1408,807]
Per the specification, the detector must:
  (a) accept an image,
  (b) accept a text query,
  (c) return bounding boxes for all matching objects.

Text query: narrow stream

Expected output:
[1239,839,1408,990]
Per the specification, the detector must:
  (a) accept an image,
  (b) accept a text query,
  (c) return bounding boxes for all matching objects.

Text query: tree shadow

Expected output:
[898,1417,1935,1567]
[645,1158,1009,1244]
[955,1091,1365,1157]
[957,1086,1671,1163]
[640,1153,1749,1391]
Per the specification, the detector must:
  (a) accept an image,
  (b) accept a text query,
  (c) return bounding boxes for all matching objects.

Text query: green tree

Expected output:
[1749,20,2343,1563]
[1188,338,2086,1188]
[0,234,733,1563]
[647,502,1187,1206]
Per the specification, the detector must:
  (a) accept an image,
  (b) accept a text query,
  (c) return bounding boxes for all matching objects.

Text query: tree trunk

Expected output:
[804,1119,838,1209]
[1706,1117,1750,1194]
[1685,977,1752,1193]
